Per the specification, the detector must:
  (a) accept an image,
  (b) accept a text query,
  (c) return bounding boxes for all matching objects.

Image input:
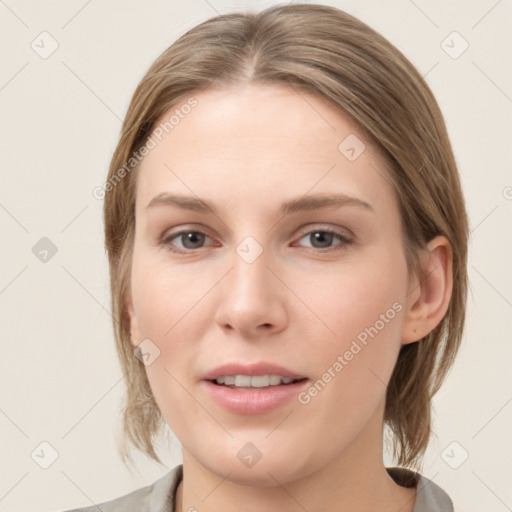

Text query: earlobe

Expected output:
[402,236,453,344]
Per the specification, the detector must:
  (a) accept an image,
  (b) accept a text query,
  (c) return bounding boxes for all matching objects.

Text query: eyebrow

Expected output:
[145,192,374,215]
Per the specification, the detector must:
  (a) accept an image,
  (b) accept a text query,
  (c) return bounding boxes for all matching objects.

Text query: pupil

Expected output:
[311,231,333,248]
[183,232,203,249]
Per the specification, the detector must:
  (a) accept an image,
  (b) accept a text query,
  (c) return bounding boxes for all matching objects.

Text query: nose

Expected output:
[214,248,288,338]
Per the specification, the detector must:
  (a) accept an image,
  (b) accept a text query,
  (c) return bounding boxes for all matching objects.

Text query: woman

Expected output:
[65,3,468,511]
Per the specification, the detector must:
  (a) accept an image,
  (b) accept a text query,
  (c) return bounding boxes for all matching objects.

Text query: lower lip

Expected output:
[202,379,309,415]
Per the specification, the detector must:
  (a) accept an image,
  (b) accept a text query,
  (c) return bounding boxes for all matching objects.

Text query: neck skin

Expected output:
[175,400,417,512]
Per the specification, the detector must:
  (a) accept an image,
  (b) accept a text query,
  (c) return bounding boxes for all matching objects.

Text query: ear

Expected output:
[402,235,453,344]
[126,293,141,349]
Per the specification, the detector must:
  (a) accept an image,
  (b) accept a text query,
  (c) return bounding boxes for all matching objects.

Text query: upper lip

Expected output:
[202,362,308,381]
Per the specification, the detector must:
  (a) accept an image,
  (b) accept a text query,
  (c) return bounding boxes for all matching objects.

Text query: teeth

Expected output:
[214,374,299,387]
[235,375,251,387]
[269,375,282,385]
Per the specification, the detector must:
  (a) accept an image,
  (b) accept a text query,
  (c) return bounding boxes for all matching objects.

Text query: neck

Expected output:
[175,403,416,512]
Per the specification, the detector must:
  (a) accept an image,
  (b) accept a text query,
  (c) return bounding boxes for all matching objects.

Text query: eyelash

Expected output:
[159,227,353,255]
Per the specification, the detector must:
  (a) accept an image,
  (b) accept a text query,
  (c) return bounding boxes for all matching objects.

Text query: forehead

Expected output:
[149,82,366,157]
[135,82,393,214]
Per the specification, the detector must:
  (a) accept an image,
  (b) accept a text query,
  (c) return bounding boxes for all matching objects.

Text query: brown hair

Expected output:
[103,3,469,469]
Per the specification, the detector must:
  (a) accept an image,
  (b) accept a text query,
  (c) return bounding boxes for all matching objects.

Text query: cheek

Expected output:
[131,255,212,339]
[297,249,406,342]
[130,257,220,429]
[292,250,407,403]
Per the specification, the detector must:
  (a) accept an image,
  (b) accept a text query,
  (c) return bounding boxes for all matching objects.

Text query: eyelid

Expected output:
[294,224,354,241]
[160,223,213,239]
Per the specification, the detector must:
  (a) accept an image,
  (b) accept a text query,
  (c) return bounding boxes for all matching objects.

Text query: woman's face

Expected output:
[127,83,418,484]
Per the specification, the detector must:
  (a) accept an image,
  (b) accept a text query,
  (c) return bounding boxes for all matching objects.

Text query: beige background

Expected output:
[0,1,511,511]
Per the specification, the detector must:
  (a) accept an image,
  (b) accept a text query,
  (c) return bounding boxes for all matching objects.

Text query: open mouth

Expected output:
[209,375,308,389]
[203,373,310,414]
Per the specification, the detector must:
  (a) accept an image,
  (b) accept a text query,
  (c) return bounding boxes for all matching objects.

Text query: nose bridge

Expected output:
[215,235,285,333]
[229,238,271,304]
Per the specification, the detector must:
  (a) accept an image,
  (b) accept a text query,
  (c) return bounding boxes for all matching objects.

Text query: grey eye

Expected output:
[176,232,208,250]
[304,231,335,249]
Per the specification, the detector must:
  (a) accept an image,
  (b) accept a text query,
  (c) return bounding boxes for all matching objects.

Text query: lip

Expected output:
[201,379,309,415]
[201,362,309,415]
[202,362,307,381]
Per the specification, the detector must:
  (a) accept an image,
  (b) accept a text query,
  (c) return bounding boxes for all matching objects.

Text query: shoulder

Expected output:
[61,464,183,512]
[386,466,454,512]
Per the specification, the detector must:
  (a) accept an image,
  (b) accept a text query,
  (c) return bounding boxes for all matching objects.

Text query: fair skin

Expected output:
[127,83,452,512]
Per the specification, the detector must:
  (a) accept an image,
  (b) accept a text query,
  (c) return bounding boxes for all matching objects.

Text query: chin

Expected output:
[198,446,316,488]
[213,462,300,487]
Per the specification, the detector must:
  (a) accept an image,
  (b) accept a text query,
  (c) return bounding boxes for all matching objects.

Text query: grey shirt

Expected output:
[62,464,453,512]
